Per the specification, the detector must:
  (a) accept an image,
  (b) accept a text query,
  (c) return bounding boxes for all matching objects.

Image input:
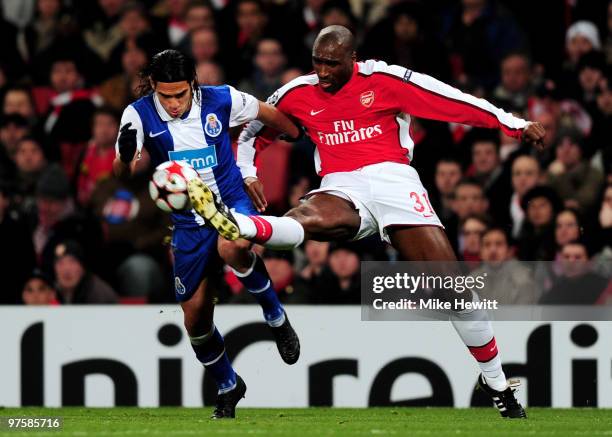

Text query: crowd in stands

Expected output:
[0,0,611,306]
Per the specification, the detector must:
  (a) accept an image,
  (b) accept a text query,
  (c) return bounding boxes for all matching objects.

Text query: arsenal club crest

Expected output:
[360,91,375,108]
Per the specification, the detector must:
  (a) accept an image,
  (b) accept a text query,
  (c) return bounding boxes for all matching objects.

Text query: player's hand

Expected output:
[244,177,267,212]
[118,122,137,164]
[522,122,546,150]
[279,126,306,143]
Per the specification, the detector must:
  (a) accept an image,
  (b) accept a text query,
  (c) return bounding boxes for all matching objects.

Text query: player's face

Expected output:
[312,43,355,93]
[153,81,193,119]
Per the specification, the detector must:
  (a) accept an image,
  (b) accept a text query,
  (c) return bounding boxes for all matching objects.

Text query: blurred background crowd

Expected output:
[0,0,611,306]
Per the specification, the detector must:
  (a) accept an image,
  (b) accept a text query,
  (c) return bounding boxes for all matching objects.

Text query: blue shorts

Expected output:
[172,193,256,302]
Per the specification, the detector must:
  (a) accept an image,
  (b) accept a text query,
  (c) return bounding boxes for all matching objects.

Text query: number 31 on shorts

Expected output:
[410,191,435,218]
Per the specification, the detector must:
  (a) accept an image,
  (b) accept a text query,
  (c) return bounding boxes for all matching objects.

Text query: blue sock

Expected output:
[234,253,285,327]
[190,326,236,394]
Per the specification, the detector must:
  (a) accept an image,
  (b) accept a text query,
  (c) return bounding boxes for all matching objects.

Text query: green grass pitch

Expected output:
[1,407,611,436]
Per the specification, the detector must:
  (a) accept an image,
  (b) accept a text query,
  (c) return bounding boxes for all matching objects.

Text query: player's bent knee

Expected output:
[217,238,251,261]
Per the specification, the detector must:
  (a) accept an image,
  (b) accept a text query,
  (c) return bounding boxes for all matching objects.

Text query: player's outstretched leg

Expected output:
[188,178,305,248]
[219,239,300,364]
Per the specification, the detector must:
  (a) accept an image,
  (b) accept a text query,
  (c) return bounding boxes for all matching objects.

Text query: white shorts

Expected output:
[305,162,444,243]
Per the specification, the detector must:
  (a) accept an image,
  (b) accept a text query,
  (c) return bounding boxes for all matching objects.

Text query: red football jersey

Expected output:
[237,60,527,177]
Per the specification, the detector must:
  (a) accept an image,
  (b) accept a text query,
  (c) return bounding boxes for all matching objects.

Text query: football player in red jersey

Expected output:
[188,25,545,418]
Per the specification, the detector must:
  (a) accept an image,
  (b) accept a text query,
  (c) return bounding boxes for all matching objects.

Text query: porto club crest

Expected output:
[204,113,222,137]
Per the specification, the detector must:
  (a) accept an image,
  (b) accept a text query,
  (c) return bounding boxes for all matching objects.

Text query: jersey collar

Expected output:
[153,92,201,122]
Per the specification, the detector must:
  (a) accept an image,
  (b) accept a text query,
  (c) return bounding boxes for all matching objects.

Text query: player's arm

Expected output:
[391,69,545,147]
[113,105,144,178]
[229,86,299,212]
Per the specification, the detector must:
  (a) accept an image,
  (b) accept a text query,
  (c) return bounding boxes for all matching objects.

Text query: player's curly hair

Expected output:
[136,49,200,103]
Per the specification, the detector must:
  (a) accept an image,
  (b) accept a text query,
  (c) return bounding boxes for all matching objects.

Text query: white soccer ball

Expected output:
[149,161,199,212]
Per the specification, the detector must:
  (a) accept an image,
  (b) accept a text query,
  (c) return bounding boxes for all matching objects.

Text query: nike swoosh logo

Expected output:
[149,130,167,138]
[310,109,326,116]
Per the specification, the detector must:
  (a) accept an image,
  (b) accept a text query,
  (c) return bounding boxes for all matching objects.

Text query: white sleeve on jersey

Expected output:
[228,85,259,127]
[115,105,145,158]
[236,119,265,179]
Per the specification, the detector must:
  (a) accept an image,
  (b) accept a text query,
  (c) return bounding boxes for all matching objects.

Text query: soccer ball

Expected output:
[149,161,199,212]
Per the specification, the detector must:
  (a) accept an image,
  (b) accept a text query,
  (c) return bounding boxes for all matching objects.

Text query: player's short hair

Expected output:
[137,49,199,101]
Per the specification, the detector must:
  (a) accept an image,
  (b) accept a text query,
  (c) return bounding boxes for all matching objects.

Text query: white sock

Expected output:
[450,292,507,392]
[234,213,305,249]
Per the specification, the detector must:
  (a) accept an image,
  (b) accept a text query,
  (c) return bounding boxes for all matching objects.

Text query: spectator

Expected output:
[606,0,612,64]
[575,50,607,116]
[0,114,30,179]
[468,129,511,225]
[161,0,190,47]
[225,0,271,82]
[33,164,104,275]
[447,179,489,253]
[106,2,164,76]
[3,86,38,125]
[99,41,150,111]
[53,239,119,303]
[539,241,610,304]
[592,183,612,278]
[195,59,224,85]
[41,56,103,178]
[492,51,534,114]
[195,60,224,85]
[189,27,219,64]
[459,214,487,265]
[517,185,562,261]
[471,227,540,304]
[565,21,601,68]
[238,38,287,100]
[0,6,26,82]
[361,1,451,81]
[0,182,36,304]
[546,126,604,213]
[432,157,462,223]
[89,150,170,297]
[13,137,48,219]
[300,240,330,281]
[508,155,542,237]
[76,107,119,206]
[176,0,216,55]
[320,0,358,36]
[82,0,126,62]
[21,268,58,305]
[441,0,526,89]
[588,69,612,170]
[554,208,584,254]
[20,0,77,65]
[560,20,602,96]
[323,243,361,304]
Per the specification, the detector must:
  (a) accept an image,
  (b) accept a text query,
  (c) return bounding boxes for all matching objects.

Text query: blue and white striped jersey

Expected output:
[116,85,259,228]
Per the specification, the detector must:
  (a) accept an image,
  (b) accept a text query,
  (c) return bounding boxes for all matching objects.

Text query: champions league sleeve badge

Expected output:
[204,113,222,137]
